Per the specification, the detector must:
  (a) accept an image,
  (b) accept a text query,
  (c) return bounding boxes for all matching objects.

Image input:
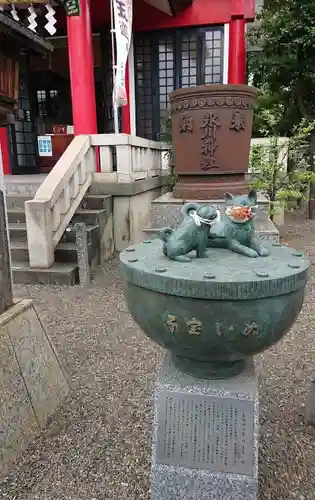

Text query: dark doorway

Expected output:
[9,66,40,175]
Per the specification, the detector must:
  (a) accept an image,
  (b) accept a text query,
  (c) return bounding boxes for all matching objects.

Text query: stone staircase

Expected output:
[7,192,112,285]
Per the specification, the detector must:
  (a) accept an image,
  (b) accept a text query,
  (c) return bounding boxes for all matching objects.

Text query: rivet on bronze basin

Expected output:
[204,273,216,279]
[256,271,269,278]
[292,252,303,257]
[128,258,138,263]
[126,248,135,252]
[155,267,167,273]
[288,263,300,269]
[143,240,152,244]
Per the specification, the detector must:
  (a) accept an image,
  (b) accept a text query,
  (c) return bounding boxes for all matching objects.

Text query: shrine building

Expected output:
[0,0,256,175]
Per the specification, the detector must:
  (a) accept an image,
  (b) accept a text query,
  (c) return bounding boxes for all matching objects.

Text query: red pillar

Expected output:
[121,61,131,134]
[228,17,246,84]
[0,128,10,175]
[67,0,98,135]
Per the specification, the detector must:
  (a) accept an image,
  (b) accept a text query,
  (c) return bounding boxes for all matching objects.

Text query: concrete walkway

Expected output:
[0,213,314,500]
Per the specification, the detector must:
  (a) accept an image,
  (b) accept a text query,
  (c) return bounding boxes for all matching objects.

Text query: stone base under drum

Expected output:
[173,177,249,201]
[151,354,258,500]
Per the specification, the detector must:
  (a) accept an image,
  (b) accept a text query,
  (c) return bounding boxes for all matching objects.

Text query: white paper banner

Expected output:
[112,0,132,107]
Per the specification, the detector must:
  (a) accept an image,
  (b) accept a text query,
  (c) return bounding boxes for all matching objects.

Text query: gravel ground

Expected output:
[0,213,315,500]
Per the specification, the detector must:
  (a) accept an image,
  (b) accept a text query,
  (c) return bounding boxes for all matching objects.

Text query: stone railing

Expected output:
[25,133,167,269]
[91,133,166,182]
[25,135,95,268]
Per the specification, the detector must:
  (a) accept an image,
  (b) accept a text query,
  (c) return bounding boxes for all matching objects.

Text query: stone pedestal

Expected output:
[151,355,258,500]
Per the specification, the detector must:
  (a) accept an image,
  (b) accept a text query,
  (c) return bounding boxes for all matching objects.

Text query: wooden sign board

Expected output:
[51,125,67,134]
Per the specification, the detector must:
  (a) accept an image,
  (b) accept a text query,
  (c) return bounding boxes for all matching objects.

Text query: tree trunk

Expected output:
[308,131,315,219]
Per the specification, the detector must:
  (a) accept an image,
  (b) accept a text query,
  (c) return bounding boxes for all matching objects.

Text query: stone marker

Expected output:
[0,189,13,313]
[152,355,258,500]
[0,299,70,477]
[0,149,13,313]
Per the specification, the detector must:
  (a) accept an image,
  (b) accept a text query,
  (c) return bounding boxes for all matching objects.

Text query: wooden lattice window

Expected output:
[134,26,224,140]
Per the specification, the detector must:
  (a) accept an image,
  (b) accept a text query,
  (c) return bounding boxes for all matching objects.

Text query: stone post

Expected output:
[0,143,13,313]
[75,222,91,286]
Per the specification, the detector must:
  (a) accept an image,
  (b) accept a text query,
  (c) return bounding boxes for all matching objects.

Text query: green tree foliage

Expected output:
[160,111,178,191]
[249,117,315,220]
[248,0,315,121]
[248,0,315,216]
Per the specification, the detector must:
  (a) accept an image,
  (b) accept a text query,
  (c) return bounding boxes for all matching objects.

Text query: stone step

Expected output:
[8,209,25,224]
[71,208,107,226]
[5,194,32,210]
[8,207,106,229]
[8,223,28,242]
[60,224,99,244]
[12,261,79,286]
[10,241,78,263]
[8,208,108,225]
[5,191,106,285]
[8,222,99,244]
[6,193,112,211]
[4,174,47,196]
[80,194,112,210]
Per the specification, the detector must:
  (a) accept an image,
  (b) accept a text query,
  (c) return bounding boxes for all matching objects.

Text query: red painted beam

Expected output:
[168,0,193,16]
[55,0,256,32]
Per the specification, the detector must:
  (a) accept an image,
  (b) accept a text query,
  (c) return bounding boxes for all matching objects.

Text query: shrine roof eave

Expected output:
[0,11,53,55]
[167,0,193,15]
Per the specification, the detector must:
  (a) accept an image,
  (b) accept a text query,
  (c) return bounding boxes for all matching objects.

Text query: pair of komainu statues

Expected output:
[159,190,269,262]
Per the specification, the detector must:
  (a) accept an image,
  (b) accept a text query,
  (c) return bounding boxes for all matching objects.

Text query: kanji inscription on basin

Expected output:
[156,390,254,475]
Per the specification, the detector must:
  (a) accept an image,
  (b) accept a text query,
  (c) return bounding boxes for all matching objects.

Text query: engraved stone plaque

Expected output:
[156,390,254,475]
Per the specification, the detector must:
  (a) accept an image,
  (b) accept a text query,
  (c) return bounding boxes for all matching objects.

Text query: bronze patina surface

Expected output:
[120,239,309,379]
[159,202,219,262]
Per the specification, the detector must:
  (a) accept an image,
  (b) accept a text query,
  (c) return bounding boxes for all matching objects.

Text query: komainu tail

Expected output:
[180,203,200,218]
[159,227,173,242]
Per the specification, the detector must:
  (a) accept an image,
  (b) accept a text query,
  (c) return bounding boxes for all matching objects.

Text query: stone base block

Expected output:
[148,192,279,242]
[0,299,69,477]
[173,178,248,200]
[151,354,259,500]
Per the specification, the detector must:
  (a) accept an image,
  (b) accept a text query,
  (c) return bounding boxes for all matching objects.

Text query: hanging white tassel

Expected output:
[44,4,57,35]
[10,5,20,21]
[27,5,38,32]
